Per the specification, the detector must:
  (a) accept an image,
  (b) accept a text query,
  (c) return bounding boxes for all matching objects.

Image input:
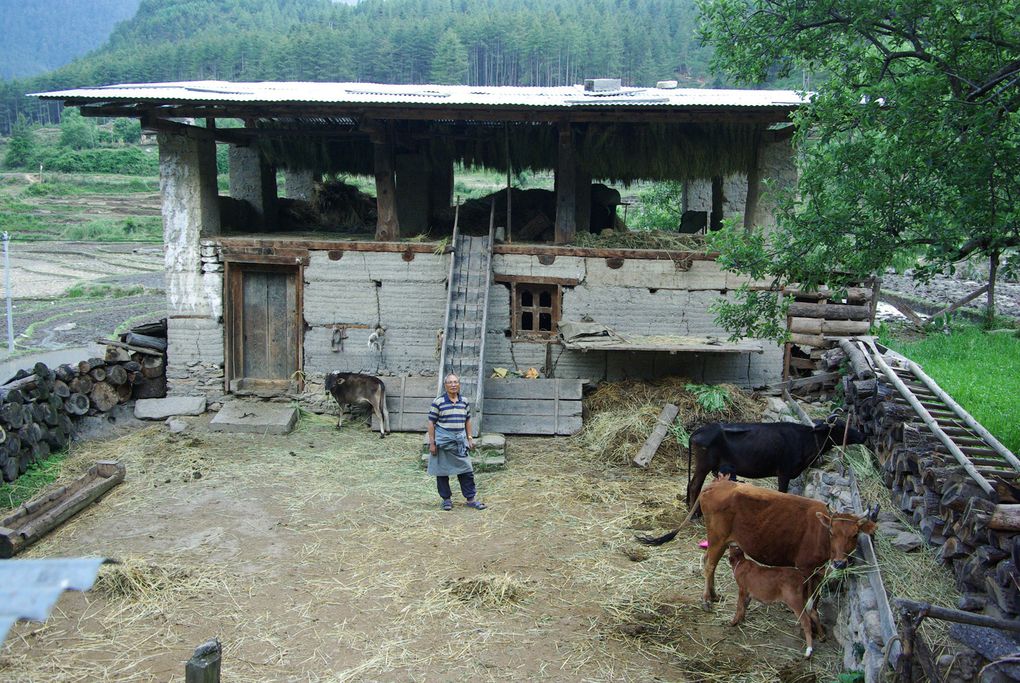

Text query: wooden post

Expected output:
[373,126,399,241]
[185,639,222,683]
[633,404,680,467]
[743,129,762,232]
[710,176,724,231]
[575,166,591,235]
[428,151,454,221]
[554,122,576,244]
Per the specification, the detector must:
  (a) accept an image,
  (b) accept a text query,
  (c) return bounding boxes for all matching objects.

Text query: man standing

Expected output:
[427,374,487,511]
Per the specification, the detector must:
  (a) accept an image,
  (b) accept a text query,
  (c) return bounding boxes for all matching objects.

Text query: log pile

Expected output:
[782,282,879,397]
[837,344,1020,619]
[0,354,145,484]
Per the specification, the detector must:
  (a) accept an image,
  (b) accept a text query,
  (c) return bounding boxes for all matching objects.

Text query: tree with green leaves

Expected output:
[699,0,1020,334]
[430,28,469,85]
[59,108,99,150]
[3,115,38,168]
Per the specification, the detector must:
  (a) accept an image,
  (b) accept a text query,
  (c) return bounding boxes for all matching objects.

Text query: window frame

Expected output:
[510,281,561,342]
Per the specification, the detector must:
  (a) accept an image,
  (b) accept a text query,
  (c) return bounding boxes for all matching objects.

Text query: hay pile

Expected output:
[443,573,532,611]
[577,378,764,466]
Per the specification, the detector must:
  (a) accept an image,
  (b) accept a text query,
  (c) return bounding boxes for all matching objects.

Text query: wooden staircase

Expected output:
[437,227,494,436]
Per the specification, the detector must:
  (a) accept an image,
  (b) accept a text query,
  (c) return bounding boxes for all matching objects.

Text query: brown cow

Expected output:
[324,371,389,437]
[639,480,877,611]
[728,546,821,658]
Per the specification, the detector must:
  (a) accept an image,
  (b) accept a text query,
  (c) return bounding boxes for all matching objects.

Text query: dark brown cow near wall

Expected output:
[324,372,389,437]
[639,479,877,611]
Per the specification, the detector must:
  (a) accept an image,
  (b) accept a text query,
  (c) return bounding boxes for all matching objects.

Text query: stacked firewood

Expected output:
[838,346,1020,617]
[0,353,147,484]
[783,283,877,387]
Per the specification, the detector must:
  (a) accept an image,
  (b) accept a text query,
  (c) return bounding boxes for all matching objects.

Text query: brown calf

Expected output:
[324,372,389,437]
[639,479,877,611]
[728,546,821,658]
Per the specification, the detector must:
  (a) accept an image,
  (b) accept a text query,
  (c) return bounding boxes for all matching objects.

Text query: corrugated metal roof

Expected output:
[34,80,806,110]
[0,558,108,644]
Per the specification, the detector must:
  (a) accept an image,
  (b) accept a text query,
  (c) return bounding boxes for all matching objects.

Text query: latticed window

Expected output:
[512,282,560,340]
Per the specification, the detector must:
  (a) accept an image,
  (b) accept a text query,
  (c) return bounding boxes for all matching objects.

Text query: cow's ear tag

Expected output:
[815,511,831,529]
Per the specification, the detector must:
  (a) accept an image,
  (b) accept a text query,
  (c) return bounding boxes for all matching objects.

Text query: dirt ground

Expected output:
[0,415,843,682]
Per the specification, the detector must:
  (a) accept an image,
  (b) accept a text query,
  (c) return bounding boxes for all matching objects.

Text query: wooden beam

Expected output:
[69,101,798,125]
[555,122,576,244]
[743,128,762,231]
[710,176,724,231]
[576,166,592,234]
[139,115,247,144]
[493,243,718,261]
[633,403,680,467]
[373,126,399,241]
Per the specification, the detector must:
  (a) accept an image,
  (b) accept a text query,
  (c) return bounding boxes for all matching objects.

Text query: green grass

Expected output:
[62,216,162,242]
[881,323,1020,452]
[0,450,70,511]
[65,282,146,298]
[23,176,158,196]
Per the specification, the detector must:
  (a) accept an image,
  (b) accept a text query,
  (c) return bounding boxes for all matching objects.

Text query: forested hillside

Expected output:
[0,0,141,80]
[1,0,733,134]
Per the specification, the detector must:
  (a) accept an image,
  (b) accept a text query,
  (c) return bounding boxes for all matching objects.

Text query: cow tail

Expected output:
[636,528,681,546]
[635,484,708,546]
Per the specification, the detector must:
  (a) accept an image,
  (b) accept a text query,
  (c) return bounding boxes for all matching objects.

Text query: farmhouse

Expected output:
[36,80,804,433]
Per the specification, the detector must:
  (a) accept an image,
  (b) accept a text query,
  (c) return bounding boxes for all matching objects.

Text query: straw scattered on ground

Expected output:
[1,413,851,682]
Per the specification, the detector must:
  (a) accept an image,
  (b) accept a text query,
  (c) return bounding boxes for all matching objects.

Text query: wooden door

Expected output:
[227,263,301,392]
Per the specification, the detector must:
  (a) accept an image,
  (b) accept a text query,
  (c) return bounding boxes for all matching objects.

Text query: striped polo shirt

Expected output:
[428,393,469,430]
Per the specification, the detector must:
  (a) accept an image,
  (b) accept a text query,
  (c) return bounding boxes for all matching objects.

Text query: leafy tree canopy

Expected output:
[699,0,1020,336]
[3,116,38,168]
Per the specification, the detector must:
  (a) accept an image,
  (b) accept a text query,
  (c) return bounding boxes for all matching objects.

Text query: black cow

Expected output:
[324,372,389,437]
[686,420,866,509]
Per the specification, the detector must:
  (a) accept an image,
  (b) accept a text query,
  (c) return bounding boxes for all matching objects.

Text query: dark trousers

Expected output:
[437,472,476,501]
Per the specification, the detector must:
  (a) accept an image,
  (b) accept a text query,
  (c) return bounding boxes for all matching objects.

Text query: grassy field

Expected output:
[0,172,163,242]
[881,324,1020,453]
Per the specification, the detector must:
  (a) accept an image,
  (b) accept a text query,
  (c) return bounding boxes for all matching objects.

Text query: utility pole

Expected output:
[3,232,13,354]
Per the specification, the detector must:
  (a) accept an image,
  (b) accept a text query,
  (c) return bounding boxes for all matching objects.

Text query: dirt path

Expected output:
[0,418,842,682]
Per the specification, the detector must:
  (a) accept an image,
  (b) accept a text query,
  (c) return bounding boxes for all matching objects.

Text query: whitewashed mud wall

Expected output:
[302,250,448,378]
[486,255,783,388]
[158,132,225,401]
[685,137,797,230]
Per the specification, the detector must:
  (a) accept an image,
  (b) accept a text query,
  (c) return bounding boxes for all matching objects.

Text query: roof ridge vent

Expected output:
[584,78,623,94]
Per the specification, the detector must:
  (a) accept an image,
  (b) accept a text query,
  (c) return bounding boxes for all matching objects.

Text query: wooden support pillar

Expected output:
[743,129,762,232]
[576,166,591,235]
[396,152,430,236]
[710,176,724,231]
[554,122,577,244]
[427,151,454,218]
[373,126,399,241]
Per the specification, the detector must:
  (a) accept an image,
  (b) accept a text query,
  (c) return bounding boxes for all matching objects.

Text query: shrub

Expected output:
[40,147,159,175]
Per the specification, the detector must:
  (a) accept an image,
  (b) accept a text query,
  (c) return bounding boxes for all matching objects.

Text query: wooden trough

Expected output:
[0,460,125,558]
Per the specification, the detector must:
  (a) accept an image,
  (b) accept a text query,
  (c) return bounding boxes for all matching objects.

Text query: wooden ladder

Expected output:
[437,202,495,436]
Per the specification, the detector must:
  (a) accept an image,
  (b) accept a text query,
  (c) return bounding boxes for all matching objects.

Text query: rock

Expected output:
[766,397,788,414]
[166,418,188,434]
[135,396,207,419]
[890,531,924,553]
[878,521,908,537]
[958,593,987,611]
[478,433,505,449]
